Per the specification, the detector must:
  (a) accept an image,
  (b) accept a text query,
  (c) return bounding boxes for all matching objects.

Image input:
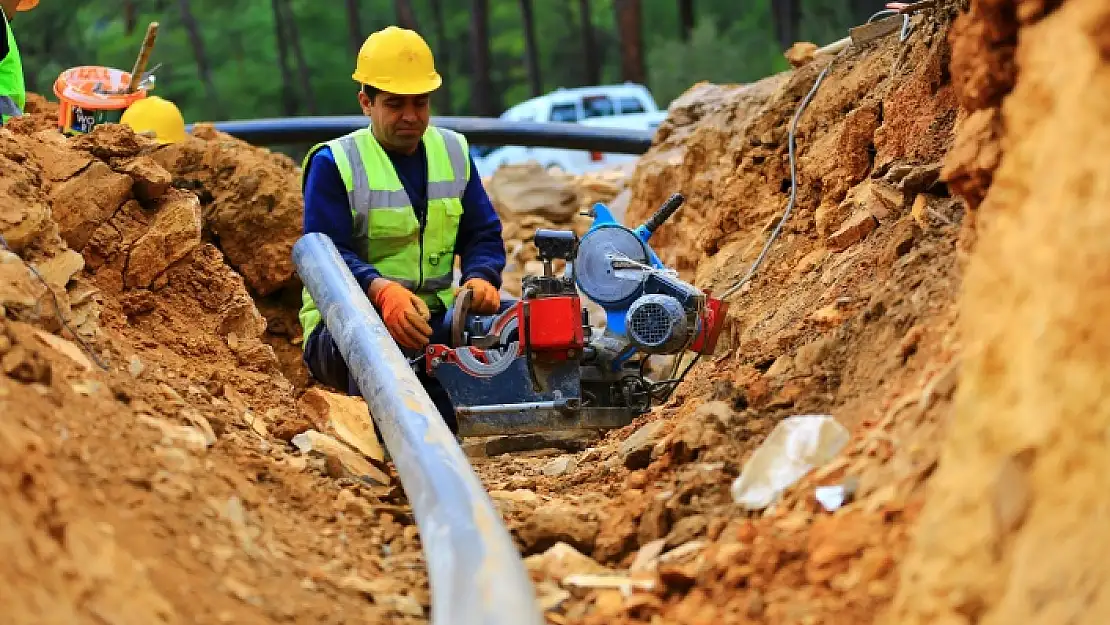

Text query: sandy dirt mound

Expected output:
[889,1,1110,624]
[1,116,433,623]
[152,124,304,297]
[470,9,969,625]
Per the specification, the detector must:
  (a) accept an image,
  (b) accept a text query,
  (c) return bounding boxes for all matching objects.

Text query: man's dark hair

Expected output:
[361,84,380,102]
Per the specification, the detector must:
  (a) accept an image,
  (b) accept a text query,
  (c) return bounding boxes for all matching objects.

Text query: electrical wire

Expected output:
[718,5,922,303]
[0,234,108,371]
[719,48,848,301]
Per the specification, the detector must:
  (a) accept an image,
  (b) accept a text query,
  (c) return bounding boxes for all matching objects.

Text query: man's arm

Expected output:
[303,147,383,292]
[454,153,507,289]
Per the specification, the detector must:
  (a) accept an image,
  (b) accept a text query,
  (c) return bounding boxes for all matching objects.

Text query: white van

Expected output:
[473,83,666,178]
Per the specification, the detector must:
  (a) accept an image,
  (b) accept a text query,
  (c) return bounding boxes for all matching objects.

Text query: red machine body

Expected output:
[690,296,729,354]
[425,295,584,377]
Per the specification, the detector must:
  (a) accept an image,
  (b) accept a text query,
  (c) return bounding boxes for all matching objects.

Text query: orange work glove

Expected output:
[462,277,500,314]
[371,281,433,350]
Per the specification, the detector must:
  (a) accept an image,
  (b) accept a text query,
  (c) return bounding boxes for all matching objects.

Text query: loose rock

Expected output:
[620,421,668,470]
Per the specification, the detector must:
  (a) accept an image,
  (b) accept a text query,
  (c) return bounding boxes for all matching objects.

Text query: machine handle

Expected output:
[642,193,685,234]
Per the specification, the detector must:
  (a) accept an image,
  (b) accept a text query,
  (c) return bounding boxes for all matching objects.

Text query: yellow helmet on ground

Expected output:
[121,95,186,145]
[353,26,442,95]
[16,0,39,10]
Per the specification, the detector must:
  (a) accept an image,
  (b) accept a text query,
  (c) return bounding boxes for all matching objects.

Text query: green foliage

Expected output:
[13,0,869,125]
[646,10,782,106]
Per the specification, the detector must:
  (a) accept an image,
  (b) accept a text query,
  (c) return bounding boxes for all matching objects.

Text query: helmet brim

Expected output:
[353,72,443,96]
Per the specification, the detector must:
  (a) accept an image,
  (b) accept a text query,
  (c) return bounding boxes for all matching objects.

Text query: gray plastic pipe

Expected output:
[292,233,542,625]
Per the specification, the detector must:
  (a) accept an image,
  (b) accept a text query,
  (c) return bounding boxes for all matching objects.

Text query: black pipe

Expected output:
[186,115,656,154]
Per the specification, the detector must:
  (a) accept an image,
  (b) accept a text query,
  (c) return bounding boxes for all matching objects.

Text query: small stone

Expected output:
[137,415,210,452]
[124,190,202,288]
[665,515,708,549]
[619,421,668,470]
[993,452,1032,535]
[827,211,879,252]
[785,41,818,67]
[815,200,853,238]
[794,336,834,375]
[114,156,173,201]
[489,489,540,504]
[793,248,828,279]
[898,325,925,360]
[591,589,624,617]
[291,430,390,485]
[897,162,942,194]
[517,502,598,555]
[527,542,610,582]
[542,455,578,477]
[630,538,667,572]
[562,574,654,592]
[766,355,793,378]
[866,180,905,218]
[809,302,846,325]
[32,250,85,290]
[535,580,571,612]
[128,354,145,378]
[33,330,94,372]
[884,218,919,263]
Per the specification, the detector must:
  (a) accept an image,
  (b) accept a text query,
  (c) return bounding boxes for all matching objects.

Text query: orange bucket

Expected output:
[53,66,148,136]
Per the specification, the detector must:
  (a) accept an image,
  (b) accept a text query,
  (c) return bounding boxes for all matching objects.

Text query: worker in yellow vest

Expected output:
[0,0,37,124]
[298,26,507,434]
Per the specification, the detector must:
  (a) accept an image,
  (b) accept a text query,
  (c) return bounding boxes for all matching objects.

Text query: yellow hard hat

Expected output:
[353,26,442,95]
[120,96,187,145]
[17,0,40,10]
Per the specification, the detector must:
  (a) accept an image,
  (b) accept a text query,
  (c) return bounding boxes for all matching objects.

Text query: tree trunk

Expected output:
[613,0,646,85]
[578,0,600,85]
[271,0,299,115]
[278,0,318,114]
[395,0,420,30]
[769,0,802,51]
[469,0,498,116]
[678,0,695,41]
[519,0,542,96]
[177,0,223,114]
[125,1,138,35]
[345,0,363,54]
[427,0,453,114]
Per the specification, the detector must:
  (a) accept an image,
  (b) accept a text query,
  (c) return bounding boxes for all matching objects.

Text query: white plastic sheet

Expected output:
[731,415,849,510]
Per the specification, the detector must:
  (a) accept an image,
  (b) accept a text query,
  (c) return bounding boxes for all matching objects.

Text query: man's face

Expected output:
[360,90,431,154]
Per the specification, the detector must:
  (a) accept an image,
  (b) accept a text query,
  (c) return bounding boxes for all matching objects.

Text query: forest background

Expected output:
[17,0,881,126]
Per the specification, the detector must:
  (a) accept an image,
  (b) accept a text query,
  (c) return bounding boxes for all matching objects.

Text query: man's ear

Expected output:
[357,90,372,116]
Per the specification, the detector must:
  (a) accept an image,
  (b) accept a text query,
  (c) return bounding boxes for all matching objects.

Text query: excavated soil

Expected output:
[2,2,1104,623]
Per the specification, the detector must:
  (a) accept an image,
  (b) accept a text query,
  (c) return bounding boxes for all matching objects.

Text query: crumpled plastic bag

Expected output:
[731,415,849,510]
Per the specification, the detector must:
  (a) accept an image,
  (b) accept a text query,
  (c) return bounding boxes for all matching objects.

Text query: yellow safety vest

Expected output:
[298,125,470,345]
[0,8,26,123]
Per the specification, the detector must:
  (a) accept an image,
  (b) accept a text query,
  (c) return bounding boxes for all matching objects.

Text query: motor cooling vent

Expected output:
[625,294,690,354]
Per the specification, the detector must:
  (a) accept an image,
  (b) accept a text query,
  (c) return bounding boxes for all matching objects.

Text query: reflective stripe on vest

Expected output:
[297,125,470,345]
[0,9,26,123]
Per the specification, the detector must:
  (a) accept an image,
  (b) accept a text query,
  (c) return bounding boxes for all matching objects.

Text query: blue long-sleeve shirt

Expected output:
[302,141,506,296]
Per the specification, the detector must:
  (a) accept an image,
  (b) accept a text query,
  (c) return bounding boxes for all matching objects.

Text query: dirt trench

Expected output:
[2,2,1107,623]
